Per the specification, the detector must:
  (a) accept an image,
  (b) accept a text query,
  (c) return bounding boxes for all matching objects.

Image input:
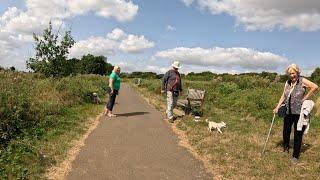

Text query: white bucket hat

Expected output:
[172,61,181,69]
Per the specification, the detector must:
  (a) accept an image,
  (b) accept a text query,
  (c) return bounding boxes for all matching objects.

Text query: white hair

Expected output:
[113,66,120,71]
[285,64,300,75]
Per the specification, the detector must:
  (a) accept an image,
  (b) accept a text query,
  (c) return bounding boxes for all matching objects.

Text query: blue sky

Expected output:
[1,0,320,75]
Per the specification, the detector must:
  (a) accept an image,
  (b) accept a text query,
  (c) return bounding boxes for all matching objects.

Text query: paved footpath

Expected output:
[66,84,213,180]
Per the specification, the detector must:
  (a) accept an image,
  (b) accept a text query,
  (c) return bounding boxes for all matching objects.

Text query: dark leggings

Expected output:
[106,90,118,111]
[283,114,306,158]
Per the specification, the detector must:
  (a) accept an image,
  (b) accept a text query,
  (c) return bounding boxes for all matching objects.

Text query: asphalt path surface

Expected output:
[66,84,213,180]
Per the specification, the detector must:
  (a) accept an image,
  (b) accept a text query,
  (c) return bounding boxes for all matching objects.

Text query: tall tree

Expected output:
[79,54,113,75]
[27,21,75,77]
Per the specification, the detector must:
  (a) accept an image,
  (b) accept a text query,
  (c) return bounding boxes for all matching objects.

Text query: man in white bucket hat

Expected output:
[172,60,180,69]
[161,60,183,123]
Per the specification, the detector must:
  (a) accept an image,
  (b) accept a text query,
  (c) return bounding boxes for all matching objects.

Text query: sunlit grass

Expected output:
[0,70,107,179]
[129,77,320,179]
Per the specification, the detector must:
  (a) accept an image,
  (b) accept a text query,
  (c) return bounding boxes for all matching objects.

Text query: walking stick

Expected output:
[262,113,276,155]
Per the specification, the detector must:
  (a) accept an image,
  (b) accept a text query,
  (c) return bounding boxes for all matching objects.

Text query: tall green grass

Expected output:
[0,70,108,178]
[137,75,319,122]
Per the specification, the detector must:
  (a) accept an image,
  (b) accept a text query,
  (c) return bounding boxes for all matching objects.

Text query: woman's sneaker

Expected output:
[290,157,298,164]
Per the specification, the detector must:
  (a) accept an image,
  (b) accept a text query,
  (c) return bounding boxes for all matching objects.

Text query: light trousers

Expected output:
[166,91,178,119]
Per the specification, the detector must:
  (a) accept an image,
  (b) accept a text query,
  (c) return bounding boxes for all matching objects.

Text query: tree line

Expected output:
[122,69,320,86]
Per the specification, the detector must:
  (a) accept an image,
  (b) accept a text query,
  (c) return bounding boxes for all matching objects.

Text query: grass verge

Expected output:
[127,79,320,179]
[0,103,105,179]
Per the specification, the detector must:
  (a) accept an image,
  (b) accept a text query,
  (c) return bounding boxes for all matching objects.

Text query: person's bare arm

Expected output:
[302,78,319,101]
[109,78,114,93]
[273,94,285,114]
[273,83,287,114]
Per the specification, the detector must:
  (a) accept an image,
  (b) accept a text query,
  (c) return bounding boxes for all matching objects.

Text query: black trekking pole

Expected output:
[262,113,276,155]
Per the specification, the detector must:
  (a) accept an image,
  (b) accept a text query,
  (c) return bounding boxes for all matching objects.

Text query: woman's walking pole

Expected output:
[262,113,276,155]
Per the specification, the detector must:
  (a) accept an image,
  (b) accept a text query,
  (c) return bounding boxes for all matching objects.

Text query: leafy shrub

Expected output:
[218,82,238,95]
[185,71,217,81]
[311,67,320,85]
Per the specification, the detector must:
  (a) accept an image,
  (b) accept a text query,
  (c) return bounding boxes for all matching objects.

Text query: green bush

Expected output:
[311,67,320,85]
[218,82,238,95]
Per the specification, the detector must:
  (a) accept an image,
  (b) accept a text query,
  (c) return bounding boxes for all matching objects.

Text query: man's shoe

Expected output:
[168,119,174,123]
[290,157,298,164]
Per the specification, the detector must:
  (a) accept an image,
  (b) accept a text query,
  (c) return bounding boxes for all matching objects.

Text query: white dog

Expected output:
[206,119,226,133]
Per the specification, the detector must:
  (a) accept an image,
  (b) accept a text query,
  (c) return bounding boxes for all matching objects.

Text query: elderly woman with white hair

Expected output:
[273,64,318,164]
[105,66,121,117]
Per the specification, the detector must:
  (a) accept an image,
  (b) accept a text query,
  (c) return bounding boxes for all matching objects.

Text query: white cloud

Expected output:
[185,0,320,31]
[2,0,71,35]
[26,0,71,19]
[25,0,139,21]
[69,37,119,58]
[2,0,138,35]
[69,28,154,58]
[107,28,126,40]
[5,13,64,35]
[182,0,195,6]
[0,7,20,24]
[0,5,67,70]
[0,30,32,71]
[0,43,12,59]
[0,53,28,70]
[154,47,289,71]
[166,25,176,31]
[68,0,138,22]
[0,0,139,70]
[119,34,154,53]
[0,30,18,50]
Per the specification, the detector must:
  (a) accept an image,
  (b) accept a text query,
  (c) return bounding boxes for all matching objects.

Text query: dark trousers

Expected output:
[106,90,118,111]
[283,114,306,158]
